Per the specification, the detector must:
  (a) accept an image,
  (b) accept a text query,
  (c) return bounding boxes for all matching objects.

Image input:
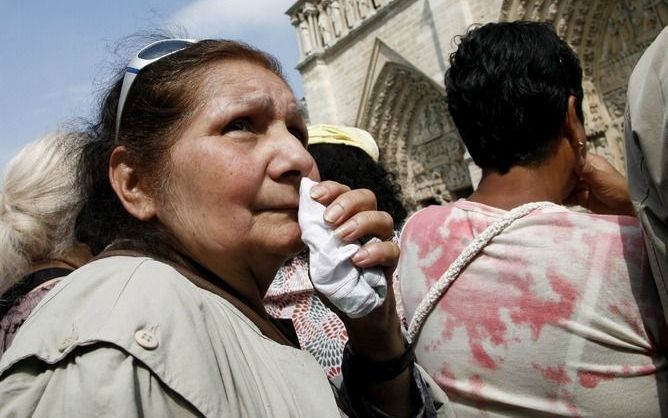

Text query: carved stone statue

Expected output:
[342,0,359,28]
[357,0,372,19]
[328,0,345,37]
[317,6,333,47]
[298,14,313,55]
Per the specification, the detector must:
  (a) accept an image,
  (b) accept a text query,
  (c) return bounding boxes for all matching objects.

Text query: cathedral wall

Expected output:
[294,0,502,126]
[289,0,668,206]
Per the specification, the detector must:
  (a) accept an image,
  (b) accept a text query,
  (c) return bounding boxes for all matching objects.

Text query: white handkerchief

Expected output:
[298,178,387,318]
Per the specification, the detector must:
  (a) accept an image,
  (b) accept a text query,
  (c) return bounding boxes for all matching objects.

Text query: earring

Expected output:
[576,139,586,179]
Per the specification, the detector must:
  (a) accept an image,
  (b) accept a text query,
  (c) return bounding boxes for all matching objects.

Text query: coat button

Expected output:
[58,331,79,352]
[134,329,159,350]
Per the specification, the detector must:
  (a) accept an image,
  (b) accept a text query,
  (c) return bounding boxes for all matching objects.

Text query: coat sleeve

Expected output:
[0,343,203,418]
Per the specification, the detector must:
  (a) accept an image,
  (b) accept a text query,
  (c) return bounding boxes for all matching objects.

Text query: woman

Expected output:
[0,131,91,355]
[265,124,408,380]
[0,38,448,417]
[398,22,668,417]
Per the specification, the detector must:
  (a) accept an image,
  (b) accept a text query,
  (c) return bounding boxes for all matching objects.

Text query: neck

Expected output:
[469,164,569,211]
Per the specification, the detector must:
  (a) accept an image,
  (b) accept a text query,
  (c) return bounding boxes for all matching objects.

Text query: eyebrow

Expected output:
[236,94,276,117]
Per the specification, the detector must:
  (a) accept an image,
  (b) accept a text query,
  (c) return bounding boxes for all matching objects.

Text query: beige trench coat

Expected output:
[0,256,343,417]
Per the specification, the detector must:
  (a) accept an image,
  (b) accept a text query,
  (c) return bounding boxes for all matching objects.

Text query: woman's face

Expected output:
[156,60,315,295]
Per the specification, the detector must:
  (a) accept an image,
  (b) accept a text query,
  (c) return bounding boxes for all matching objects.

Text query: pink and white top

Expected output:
[398,200,668,417]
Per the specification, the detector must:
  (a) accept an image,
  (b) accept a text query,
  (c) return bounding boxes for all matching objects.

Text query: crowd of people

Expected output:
[0,21,666,417]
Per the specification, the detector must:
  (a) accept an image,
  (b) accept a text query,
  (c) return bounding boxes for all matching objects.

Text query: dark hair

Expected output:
[76,38,286,255]
[445,21,584,174]
[308,144,408,226]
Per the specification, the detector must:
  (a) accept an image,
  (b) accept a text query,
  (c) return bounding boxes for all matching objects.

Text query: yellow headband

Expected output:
[307,124,380,162]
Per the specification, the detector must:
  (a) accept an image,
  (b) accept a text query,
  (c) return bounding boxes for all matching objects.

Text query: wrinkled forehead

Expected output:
[195,62,299,115]
[197,60,293,99]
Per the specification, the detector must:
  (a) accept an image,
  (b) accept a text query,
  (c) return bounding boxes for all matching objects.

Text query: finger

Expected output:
[351,240,400,269]
[333,210,394,242]
[308,180,351,206]
[323,188,378,227]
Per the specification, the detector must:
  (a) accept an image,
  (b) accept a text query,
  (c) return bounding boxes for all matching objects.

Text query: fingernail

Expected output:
[310,185,325,199]
[334,220,357,239]
[324,203,344,224]
[352,248,369,263]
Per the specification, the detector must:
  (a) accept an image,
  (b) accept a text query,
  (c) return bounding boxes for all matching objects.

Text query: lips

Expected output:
[252,204,299,214]
[268,206,299,212]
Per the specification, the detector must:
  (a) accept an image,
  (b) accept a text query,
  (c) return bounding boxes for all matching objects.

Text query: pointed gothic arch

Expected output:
[499,0,668,170]
[359,61,472,210]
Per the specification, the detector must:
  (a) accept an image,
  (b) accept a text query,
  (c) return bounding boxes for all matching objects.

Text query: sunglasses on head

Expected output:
[115,38,197,142]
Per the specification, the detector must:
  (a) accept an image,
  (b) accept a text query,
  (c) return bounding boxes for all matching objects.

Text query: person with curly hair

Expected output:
[398,22,667,417]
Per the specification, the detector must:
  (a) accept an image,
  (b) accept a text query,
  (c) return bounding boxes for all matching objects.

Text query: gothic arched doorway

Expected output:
[359,62,472,211]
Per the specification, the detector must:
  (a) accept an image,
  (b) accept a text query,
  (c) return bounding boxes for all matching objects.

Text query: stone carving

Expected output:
[357,0,372,19]
[343,0,360,27]
[547,0,559,22]
[516,0,529,19]
[361,62,472,209]
[529,0,544,21]
[289,0,393,58]
[328,0,346,36]
[291,0,668,211]
[500,0,668,172]
[317,4,334,46]
[298,14,313,55]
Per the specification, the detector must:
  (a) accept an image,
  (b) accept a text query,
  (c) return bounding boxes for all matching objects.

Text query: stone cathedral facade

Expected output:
[287,0,668,210]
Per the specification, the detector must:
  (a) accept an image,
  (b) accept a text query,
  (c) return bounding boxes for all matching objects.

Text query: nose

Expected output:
[267,125,315,183]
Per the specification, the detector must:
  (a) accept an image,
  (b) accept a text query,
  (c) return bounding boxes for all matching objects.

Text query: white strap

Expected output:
[407,202,553,341]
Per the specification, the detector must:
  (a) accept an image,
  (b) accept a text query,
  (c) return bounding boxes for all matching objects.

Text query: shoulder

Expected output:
[400,203,458,239]
[525,206,642,236]
[0,256,200,368]
[0,255,250,417]
[0,343,200,417]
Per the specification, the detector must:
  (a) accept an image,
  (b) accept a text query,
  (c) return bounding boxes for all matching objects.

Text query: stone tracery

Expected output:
[500,0,668,171]
[360,62,472,209]
[287,0,396,58]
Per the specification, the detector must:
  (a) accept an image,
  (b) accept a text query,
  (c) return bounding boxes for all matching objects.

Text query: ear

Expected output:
[563,95,587,171]
[109,146,157,221]
[564,96,585,148]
